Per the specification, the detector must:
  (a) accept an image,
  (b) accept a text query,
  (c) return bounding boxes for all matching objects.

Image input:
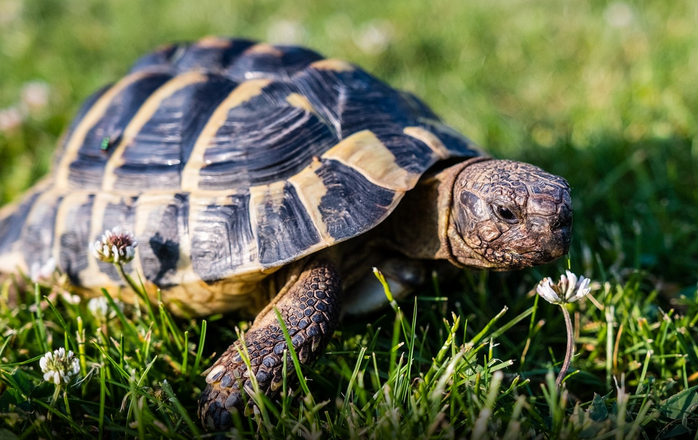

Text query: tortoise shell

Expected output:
[0,37,480,311]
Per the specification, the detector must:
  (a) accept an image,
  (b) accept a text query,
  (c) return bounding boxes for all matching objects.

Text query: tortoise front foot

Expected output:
[198,258,342,431]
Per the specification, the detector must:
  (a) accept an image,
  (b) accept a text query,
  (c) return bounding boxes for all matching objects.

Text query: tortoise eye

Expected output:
[495,205,518,223]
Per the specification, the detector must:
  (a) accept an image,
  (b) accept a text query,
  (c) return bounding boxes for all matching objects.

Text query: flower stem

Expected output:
[63,389,72,418]
[115,262,145,319]
[48,385,61,421]
[115,262,142,296]
[556,305,575,387]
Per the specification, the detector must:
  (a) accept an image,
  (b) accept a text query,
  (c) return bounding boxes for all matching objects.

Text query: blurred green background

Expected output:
[0,0,696,287]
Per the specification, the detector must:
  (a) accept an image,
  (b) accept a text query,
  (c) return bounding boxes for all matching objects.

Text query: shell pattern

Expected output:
[0,37,481,296]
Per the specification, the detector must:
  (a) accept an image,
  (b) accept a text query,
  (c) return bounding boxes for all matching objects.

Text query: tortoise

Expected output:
[0,37,572,430]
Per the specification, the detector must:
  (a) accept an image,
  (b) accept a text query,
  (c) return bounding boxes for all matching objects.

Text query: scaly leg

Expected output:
[198,258,341,430]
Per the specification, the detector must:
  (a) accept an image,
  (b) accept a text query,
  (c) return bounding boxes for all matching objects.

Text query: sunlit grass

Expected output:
[1,265,696,438]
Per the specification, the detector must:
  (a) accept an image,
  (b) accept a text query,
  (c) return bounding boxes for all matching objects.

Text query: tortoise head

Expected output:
[445,158,572,270]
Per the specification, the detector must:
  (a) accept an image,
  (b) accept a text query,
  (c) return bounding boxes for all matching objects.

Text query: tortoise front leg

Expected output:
[198,258,342,430]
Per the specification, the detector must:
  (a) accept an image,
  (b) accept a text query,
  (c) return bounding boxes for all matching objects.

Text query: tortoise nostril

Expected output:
[552,206,573,231]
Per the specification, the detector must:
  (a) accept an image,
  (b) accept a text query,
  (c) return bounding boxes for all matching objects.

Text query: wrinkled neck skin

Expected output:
[382,157,489,266]
[437,159,496,268]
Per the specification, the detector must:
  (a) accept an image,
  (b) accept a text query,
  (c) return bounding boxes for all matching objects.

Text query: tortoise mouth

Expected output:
[480,224,571,269]
[447,219,571,270]
[476,249,564,271]
[478,248,545,270]
[453,226,571,270]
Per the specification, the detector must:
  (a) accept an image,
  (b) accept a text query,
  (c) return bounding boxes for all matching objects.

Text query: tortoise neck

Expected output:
[381,157,489,262]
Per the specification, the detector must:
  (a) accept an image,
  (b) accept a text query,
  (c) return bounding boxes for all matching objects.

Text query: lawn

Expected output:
[0,0,697,438]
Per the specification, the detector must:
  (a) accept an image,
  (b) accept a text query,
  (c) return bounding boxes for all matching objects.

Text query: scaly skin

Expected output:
[447,159,572,270]
[198,258,341,430]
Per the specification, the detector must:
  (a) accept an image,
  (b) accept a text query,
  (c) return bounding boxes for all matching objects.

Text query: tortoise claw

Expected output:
[198,258,342,431]
[199,385,236,431]
[225,391,242,410]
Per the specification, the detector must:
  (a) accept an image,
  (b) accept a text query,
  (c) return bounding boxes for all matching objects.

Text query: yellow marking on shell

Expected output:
[310,59,355,72]
[0,204,16,227]
[0,182,58,273]
[0,181,53,273]
[287,160,334,245]
[181,79,272,192]
[160,270,273,317]
[51,192,94,281]
[322,130,419,192]
[245,43,284,56]
[196,36,233,48]
[76,267,273,318]
[403,126,451,160]
[417,118,486,156]
[0,177,52,227]
[16,185,62,262]
[248,180,287,231]
[132,192,196,289]
[20,184,57,219]
[101,71,208,191]
[245,185,262,273]
[188,192,263,277]
[286,93,316,114]
[0,252,25,275]
[249,181,326,261]
[55,71,155,189]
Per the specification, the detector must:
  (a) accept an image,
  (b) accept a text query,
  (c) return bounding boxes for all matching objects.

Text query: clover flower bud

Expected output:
[89,227,138,264]
[88,296,123,321]
[0,106,23,133]
[21,81,50,114]
[536,270,591,305]
[39,347,80,385]
[30,257,56,283]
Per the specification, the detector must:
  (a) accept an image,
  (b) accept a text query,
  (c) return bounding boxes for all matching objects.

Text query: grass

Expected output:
[1,267,697,438]
[1,0,697,438]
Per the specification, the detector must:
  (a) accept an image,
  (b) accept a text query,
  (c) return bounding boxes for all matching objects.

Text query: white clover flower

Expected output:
[39,347,80,385]
[60,291,82,305]
[0,1,22,26]
[89,227,138,264]
[88,296,123,321]
[20,81,50,114]
[29,257,56,283]
[536,270,592,305]
[87,297,110,321]
[354,20,394,55]
[266,18,306,44]
[604,2,634,28]
[0,106,23,133]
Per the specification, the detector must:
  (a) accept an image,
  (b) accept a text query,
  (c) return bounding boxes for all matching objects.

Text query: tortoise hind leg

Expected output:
[198,258,342,430]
